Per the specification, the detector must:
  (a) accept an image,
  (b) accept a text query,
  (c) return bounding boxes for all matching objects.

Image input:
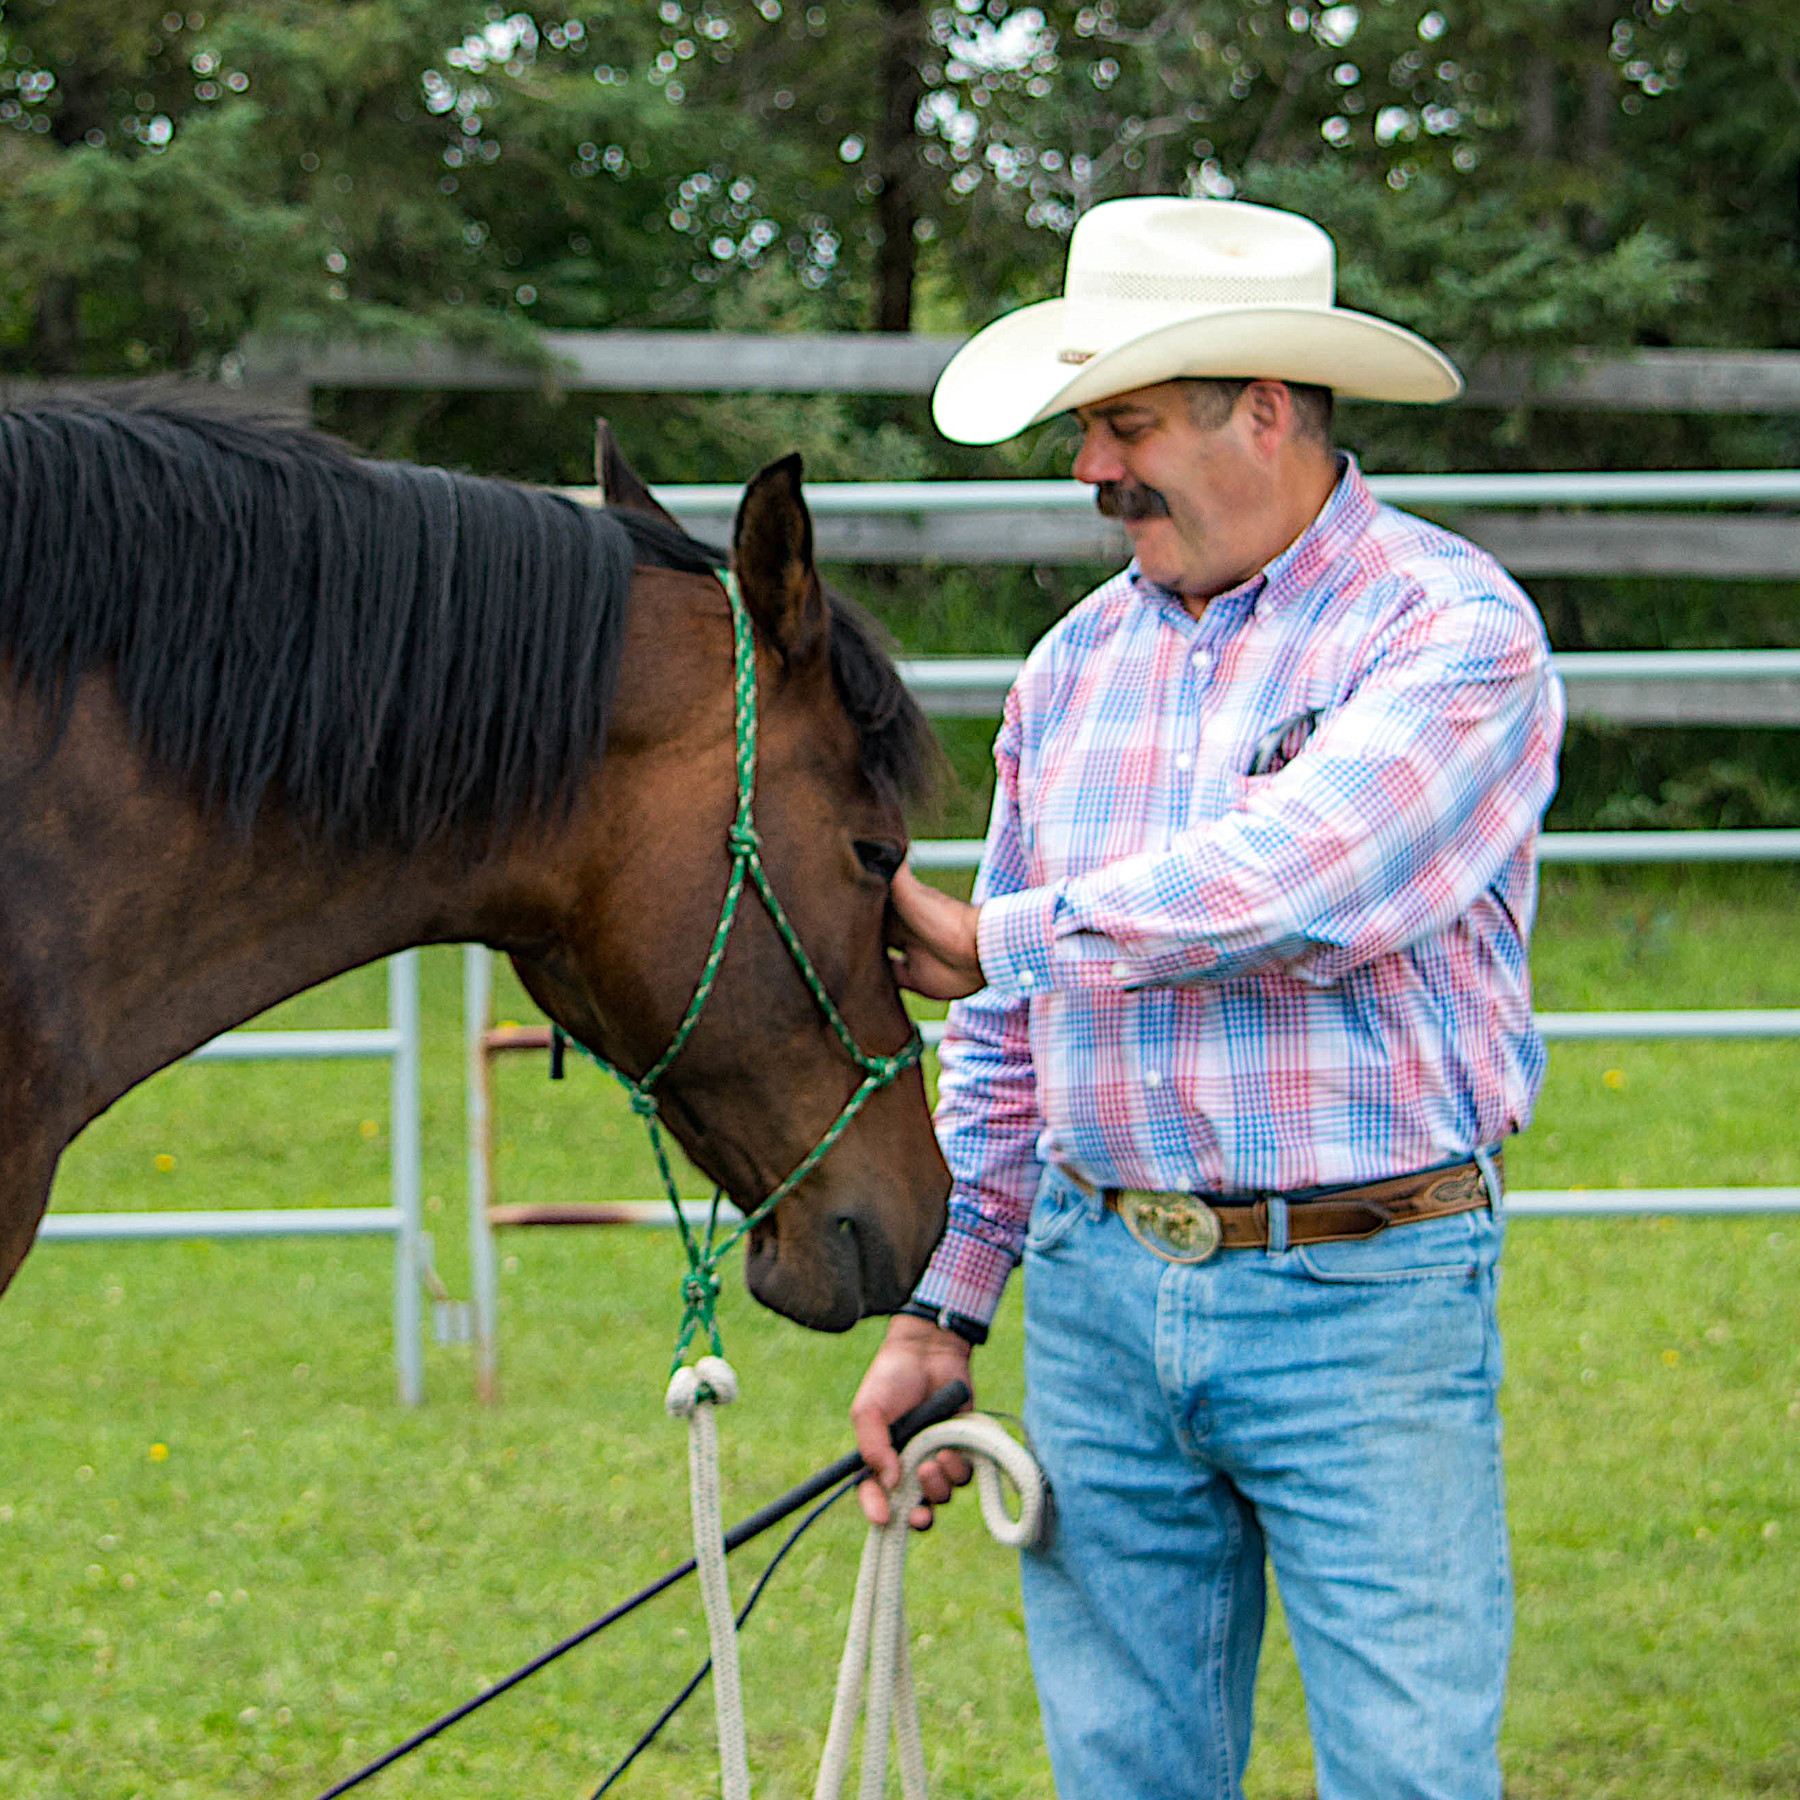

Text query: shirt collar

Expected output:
[1127,453,1376,620]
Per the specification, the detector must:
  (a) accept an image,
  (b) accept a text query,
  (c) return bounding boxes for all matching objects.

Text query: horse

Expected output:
[0,399,950,1332]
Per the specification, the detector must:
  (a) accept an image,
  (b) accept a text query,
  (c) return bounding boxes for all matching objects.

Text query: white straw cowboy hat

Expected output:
[932,196,1462,445]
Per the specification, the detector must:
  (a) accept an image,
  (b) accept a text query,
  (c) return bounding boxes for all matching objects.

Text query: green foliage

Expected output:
[1243,159,1701,363]
[1587,756,1800,831]
[2,0,1795,372]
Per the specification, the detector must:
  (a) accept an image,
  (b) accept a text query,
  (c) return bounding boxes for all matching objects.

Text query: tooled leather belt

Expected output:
[1067,1156,1500,1265]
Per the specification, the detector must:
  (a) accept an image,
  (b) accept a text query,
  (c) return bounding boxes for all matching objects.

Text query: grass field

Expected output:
[3,864,1798,1798]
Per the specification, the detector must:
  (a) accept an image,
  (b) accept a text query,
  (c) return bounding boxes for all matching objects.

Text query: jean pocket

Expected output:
[1023,1171,1091,1257]
[1293,1208,1499,1285]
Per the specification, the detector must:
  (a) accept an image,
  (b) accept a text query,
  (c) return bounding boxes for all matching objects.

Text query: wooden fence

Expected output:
[7,333,1793,594]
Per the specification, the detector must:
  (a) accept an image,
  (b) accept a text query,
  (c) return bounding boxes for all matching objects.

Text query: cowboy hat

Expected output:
[931,196,1462,445]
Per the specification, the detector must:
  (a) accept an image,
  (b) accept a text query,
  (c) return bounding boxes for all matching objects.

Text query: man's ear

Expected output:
[731,452,828,665]
[1239,380,1297,453]
[594,418,684,528]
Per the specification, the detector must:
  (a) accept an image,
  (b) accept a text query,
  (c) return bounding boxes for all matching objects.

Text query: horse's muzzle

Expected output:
[742,1192,941,1333]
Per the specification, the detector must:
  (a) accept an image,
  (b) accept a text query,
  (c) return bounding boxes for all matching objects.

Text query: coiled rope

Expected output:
[813,1416,1049,1800]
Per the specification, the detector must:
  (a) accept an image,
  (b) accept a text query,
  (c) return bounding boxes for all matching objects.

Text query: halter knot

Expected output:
[628,1087,660,1119]
[727,822,762,859]
[683,1270,721,1308]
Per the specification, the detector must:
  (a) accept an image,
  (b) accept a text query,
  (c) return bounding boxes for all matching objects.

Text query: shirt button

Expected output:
[1190,650,1211,672]
[1018,970,1035,988]
[1144,1069,1162,1088]
[1174,752,1194,772]
[1111,962,1131,980]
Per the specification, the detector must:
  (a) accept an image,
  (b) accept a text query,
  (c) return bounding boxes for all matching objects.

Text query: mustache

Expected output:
[1094,481,1171,521]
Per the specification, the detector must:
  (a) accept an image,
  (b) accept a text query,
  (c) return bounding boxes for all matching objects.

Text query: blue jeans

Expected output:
[1018,1163,1510,1800]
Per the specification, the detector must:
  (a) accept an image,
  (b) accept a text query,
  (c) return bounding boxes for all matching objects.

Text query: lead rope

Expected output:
[666,1357,753,1800]
[814,1417,1049,1800]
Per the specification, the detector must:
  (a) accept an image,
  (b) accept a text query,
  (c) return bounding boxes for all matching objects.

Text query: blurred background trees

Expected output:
[2,0,1793,377]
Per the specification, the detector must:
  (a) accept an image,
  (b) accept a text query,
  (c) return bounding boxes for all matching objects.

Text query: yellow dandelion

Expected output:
[359,1119,380,1140]
[154,1153,176,1173]
[1662,1348,1681,1367]
[1602,1069,1626,1090]
[148,1443,169,1462]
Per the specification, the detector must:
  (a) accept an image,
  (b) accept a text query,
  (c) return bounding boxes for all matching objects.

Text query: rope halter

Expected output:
[555,568,924,1369]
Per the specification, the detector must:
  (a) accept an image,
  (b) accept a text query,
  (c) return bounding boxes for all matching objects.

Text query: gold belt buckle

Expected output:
[1115,1188,1222,1264]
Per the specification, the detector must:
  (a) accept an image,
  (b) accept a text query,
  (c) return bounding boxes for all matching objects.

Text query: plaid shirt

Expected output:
[910,456,1566,1329]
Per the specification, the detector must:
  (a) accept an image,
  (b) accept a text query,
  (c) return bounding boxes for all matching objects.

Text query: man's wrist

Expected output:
[897,1299,989,1346]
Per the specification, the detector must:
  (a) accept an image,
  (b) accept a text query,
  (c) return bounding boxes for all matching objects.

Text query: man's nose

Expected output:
[1071,427,1121,486]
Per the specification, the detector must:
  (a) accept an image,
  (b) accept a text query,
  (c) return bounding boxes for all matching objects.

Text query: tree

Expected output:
[0,1,701,376]
[3,0,1793,369]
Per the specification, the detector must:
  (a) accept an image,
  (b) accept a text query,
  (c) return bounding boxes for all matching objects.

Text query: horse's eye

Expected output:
[853,838,905,883]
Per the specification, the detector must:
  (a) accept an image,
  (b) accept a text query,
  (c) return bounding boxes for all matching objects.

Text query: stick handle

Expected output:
[722,1379,971,1551]
[887,1377,975,1453]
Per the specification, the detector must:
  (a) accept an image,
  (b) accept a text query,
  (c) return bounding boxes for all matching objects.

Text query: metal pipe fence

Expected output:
[907,824,1800,1221]
[600,471,1800,583]
[38,951,427,1405]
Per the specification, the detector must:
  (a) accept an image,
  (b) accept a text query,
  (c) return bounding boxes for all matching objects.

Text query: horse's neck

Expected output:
[0,674,499,1134]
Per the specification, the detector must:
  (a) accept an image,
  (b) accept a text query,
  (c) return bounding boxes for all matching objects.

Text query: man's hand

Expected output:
[851,1314,976,1530]
[886,863,985,1001]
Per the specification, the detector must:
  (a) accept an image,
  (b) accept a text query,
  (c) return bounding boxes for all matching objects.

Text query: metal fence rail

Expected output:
[598,470,1800,582]
[38,951,426,1405]
[908,824,1800,1220]
[896,648,1800,729]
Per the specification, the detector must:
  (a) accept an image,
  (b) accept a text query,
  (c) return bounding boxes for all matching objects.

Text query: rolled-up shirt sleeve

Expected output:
[976,586,1564,996]
[907,697,1045,1328]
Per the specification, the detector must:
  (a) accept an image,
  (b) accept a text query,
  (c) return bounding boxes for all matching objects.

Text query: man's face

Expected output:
[1070,381,1278,604]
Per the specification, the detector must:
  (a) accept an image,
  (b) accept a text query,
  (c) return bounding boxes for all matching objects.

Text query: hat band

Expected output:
[1065,266,1330,308]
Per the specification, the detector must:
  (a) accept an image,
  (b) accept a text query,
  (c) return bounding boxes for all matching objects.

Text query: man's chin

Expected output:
[1126,528,1183,589]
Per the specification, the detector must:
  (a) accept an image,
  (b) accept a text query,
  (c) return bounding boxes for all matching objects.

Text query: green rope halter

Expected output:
[555,569,924,1370]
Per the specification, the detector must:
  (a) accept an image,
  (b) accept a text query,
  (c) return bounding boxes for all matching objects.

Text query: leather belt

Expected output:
[1071,1156,1499,1265]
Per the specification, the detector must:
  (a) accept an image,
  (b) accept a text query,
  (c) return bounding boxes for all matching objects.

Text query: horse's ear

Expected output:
[594,418,682,528]
[732,453,828,665]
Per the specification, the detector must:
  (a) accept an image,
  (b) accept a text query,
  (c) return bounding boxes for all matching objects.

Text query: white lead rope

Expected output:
[666,1357,752,1800]
[670,1363,1049,1800]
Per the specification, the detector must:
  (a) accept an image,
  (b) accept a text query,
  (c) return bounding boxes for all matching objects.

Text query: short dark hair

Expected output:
[1179,377,1335,450]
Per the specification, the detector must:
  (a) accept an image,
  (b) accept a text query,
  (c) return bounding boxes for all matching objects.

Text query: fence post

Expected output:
[464,946,501,1402]
[389,950,424,1405]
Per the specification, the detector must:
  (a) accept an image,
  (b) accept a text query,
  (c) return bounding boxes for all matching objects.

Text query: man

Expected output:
[850,196,1565,1799]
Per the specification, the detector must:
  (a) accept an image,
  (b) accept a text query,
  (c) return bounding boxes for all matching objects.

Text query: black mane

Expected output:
[0,402,935,848]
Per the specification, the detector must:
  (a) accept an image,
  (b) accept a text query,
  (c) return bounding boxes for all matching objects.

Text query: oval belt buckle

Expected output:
[1116,1189,1222,1264]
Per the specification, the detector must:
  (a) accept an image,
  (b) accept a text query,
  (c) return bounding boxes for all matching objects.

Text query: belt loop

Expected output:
[1054,1162,1105,1220]
[1473,1146,1504,1221]
[1264,1193,1290,1256]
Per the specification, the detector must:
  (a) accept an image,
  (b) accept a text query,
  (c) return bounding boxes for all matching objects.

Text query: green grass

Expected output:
[4,865,1799,1797]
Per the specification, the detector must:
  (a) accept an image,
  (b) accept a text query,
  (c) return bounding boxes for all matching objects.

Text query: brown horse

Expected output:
[0,401,949,1331]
